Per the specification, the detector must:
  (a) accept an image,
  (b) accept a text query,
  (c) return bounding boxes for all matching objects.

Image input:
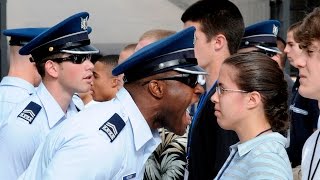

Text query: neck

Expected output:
[235,111,271,143]
[8,51,39,86]
[42,79,73,113]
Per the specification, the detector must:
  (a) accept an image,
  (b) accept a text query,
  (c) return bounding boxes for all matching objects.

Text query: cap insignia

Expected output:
[81,16,88,30]
[272,24,278,36]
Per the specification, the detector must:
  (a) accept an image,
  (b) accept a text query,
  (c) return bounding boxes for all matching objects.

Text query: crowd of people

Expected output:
[0,0,320,179]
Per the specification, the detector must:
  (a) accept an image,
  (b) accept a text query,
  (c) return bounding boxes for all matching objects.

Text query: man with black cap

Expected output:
[0,27,47,129]
[238,19,294,111]
[0,12,98,180]
[19,26,205,180]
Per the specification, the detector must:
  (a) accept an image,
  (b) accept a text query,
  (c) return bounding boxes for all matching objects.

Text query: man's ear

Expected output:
[247,91,261,109]
[45,60,59,78]
[148,80,165,99]
[213,34,227,51]
[111,77,119,88]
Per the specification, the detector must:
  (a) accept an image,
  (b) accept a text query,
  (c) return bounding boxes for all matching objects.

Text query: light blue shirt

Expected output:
[0,76,35,129]
[215,132,293,180]
[302,129,320,180]
[19,88,161,180]
[0,82,78,180]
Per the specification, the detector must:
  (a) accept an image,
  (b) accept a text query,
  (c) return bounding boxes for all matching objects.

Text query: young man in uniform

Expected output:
[181,1,245,179]
[0,12,98,179]
[0,27,47,128]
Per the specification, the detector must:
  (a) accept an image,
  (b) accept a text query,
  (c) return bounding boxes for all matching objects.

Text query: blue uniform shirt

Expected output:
[215,133,293,180]
[0,76,35,129]
[19,88,161,180]
[0,82,78,180]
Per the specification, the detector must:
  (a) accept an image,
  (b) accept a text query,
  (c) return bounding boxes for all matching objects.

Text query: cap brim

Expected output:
[61,45,99,54]
[255,45,282,54]
[174,66,207,75]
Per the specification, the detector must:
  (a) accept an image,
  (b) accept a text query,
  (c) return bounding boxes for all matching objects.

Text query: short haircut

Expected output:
[181,0,244,54]
[96,54,120,69]
[295,7,320,49]
[123,43,137,52]
[139,29,176,41]
[224,52,289,134]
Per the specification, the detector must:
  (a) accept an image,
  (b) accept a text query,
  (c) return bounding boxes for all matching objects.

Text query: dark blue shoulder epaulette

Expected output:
[99,113,125,142]
[17,101,42,124]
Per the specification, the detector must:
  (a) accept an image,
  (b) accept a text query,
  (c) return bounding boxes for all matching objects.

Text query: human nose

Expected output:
[84,59,94,70]
[295,53,307,68]
[210,91,219,103]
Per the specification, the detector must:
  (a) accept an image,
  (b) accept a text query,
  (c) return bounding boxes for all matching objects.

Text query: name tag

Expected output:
[123,173,136,180]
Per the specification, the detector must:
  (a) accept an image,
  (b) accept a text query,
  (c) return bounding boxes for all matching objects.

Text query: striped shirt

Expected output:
[215,132,293,180]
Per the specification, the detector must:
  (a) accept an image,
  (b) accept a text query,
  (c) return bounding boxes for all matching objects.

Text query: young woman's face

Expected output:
[210,64,248,130]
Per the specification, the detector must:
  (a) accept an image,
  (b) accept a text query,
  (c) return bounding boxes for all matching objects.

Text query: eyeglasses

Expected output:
[215,85,248,95]
[252,49,277,58]
[50,54,92,64]
[146,74,200,88]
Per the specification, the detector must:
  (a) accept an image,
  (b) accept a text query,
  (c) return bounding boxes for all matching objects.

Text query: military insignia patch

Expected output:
[18,101,42,124]
[123,173,136,180]
[99,113,125,142]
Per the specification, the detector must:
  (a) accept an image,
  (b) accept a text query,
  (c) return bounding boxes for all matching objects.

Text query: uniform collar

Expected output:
[36,82,78,128]
[231,132,286,157]
[0,76,35,94]
[116,88,161,151]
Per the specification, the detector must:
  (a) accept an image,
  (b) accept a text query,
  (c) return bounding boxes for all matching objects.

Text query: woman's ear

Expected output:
[247,91,261,109]
[148,80,165,99]
[45,60,59,78]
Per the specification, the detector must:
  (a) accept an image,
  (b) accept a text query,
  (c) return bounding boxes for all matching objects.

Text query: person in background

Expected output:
[212,52,292,179]
[284,21,319,170]
[19,27,205,180]
[293,7,320,179]
[181,1,245,178]
[118,43,137,86]
[0,27,47,129]
[238,20,294,109]
[135,29,176,52]
[0,12,99,180]
[118,43,137,64]
[77,53,103,107]
[91,54,122,103]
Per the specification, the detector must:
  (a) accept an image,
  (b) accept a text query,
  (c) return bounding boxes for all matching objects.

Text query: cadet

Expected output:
[19,26,205,180]
[0,12,98,180]
[238,20,294,111]
[0,27,47,129]
[294,7,320,179]
[181,1,245,179]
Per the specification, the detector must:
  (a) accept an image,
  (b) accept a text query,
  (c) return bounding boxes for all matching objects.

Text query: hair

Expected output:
[181,0,244,54]
[35,53,65,77]
[224,52,289,133]
[123,43,137,52]
[96,54,120,68]
[138,29,176,41]
[288,21,302,33]
[295,7,320,49]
